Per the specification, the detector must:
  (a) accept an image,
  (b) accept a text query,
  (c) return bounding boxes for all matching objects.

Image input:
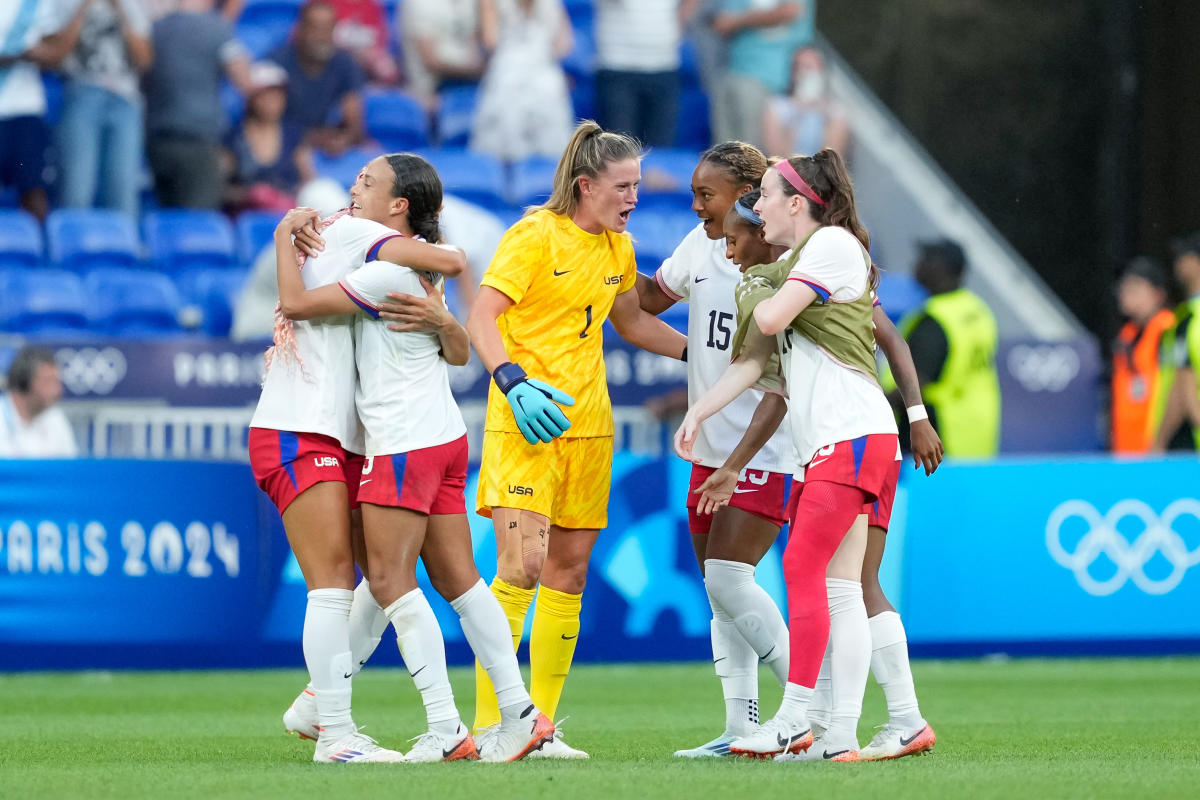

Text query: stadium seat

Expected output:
[875,271,929,324]
[312,145,386,190]
[639,148,698,211]
[236,0,302,58]
[570,77,596,125]
[416,148,507,211]
[674,87,711,152]
[0,209,44,269]
[562,25,595,85]
[220,80,243,128]
[0,269,90,335]
[84,267,184,337]
[365,89,431,150]
[236,210,282,266]
[564,0,593,29]
[142,210,237,274]
[626,209,700,268]
[177,268,248,337]
[436,85,480,148]
[508,156,558,208]
[46,209,141,272]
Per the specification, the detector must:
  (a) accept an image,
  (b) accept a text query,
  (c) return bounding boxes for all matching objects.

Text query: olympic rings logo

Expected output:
[55,347,128,396]
[1046,499,1200,596]
[1007,344,1080,392]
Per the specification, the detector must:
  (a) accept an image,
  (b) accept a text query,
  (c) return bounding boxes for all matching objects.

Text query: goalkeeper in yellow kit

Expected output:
[465,120,687,758]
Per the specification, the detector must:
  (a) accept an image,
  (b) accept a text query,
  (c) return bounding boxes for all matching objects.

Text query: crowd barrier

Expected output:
[1,453,1197,670]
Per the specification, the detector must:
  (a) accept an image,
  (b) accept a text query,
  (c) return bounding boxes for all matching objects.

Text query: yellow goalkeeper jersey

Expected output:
[481,209,637,438]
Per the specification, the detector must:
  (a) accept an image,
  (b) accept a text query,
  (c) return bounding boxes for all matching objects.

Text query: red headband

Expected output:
[775,159,826,207]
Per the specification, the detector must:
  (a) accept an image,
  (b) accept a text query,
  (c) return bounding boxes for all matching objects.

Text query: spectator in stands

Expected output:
[1111,257,1176,454]
[0,346,77,459]
[469,0,573,162]
[0,0,82,222]
[223,61,315,211]
[49,0,154,221]
[899,240,1001,458]
[144,0,251,209]
[399,0,485,109]
[143,1,243,21]
[762,45,847,158]
[594,0,698,147]
[711,0,813,149]
[273,0,366,155]
[325,0,398,84]
[1151,234,1200,453]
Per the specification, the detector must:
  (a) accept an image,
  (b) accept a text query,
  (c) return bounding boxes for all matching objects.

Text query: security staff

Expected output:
[898,240,1000,457]
[1111,257,1176,453]
[1151,233,1200,452]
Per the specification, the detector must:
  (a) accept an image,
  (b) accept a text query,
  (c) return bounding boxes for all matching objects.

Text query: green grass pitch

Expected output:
[3,658,1199,799]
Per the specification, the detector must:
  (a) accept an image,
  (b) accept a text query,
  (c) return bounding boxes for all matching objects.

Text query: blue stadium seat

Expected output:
[570,77,596,125]
[46,209,141,272]
[639,148,698,211]
[235,210,281,266]
[312,145,386,189]
[875,271,929,324]
[437,85,479,148]
[177,268,248,337]
[0,269,90,335]
[562,25,595,85]
[143,210,236,274]
[0,209,44,269]
[626,209,700,268]
[85,268,184,336]
[365,89,431,150]
[564,0,593,29]
[236,0,302,58]
[416,148,507,211]
[675,87,711,151]
[508,156,558,207]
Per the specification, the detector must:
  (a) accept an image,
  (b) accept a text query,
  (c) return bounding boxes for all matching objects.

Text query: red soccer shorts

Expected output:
[687,464,792,534]
[786,434,902,530]
[356,435,468,515]
[249,428,362,514]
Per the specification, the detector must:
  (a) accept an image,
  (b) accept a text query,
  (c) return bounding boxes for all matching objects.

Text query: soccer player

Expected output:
[465,120,688,758]
[271,155,555,763]
[249,156,466,764]
[633,144,799,758]
[677,150,901,763]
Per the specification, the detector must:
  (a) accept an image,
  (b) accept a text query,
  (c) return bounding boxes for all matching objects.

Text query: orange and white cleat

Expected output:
[728,717,813,760]
[283,688,320,741]
[774,733,860,763]
[859,721,936,761]
[478,705,556,762]
[406,724,480,762]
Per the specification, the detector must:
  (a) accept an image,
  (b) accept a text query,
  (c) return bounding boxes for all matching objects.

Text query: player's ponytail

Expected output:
[538,119,642,218]
[700,141,768,189]
[385,152,443,243]
[776,149,878,289]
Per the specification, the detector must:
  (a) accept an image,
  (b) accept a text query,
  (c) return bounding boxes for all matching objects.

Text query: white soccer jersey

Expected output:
[655,223,796,474]
[781,226,898,468]
[249,213,404,453]
[340,261,467,456]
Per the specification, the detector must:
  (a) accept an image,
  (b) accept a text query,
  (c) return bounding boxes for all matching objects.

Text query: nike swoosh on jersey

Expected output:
[808,458,830,468]
[553,268,573,276]
[359,479,372,485]
[732,487,758,494]
[694,276,708,283]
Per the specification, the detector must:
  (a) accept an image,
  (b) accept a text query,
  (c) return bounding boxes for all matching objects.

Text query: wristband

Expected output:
[907,404,929,424]
[681,346,688,362]
[492,362,528,394]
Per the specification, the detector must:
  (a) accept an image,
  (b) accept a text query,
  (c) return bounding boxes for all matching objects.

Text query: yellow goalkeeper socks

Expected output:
[529,585,583,720]
[473,577,535,732]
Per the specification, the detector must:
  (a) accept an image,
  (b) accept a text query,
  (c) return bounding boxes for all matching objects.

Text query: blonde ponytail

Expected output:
[534,119,642,217]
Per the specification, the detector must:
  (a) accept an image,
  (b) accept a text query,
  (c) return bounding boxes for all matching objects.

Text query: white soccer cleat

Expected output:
[728,716,812,759]
[673,732,737,758]
[405,724,480,762]
[773,733,859,763]
[283,688,320,741]
[859,721,936,761]
[524,719,588,760]
[477,705,556,763]
[313,729,407,763]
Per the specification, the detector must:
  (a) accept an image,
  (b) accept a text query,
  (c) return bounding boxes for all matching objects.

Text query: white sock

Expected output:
[777,682,813,726]
[869,610,924,730]
[450,579,532,714]
[706,585,758,736]
[808,641,833,734]
[384,588,460,734]
[704,559,789,686]
[348,579,388,674]
[826,578,871,745]
[303,588,355,740]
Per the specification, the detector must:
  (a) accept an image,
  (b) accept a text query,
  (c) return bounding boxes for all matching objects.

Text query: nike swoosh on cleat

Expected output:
[410,665,427,678]
[823,749,851,759]
[561,634,578,640]
[899,728,924,747]
[777,732,794,749]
